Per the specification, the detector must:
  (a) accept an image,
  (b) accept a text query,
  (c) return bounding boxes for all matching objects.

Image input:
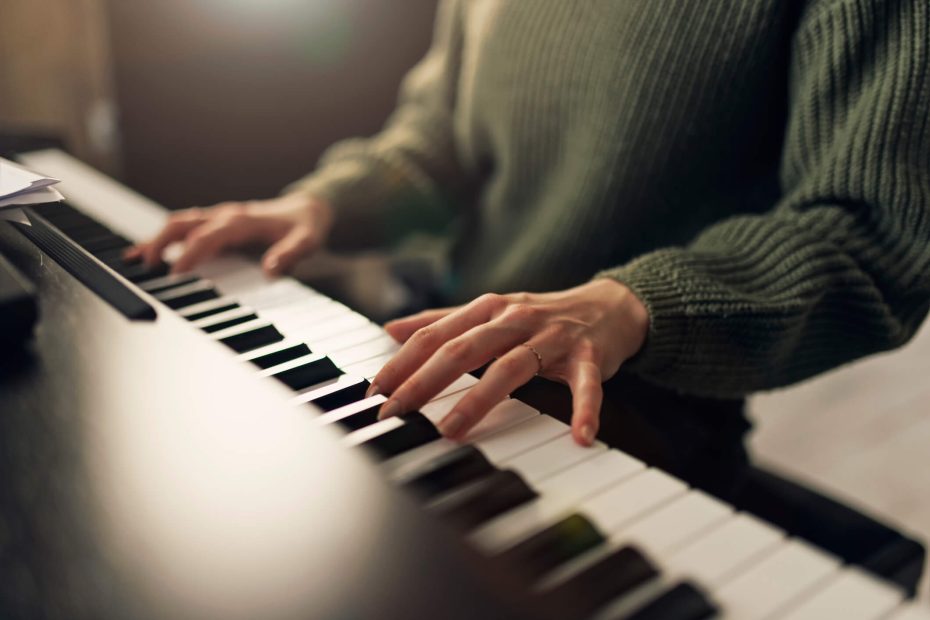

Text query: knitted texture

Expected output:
[290,0,930,397]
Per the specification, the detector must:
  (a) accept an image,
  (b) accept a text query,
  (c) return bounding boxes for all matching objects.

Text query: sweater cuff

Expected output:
[596,249,692,379]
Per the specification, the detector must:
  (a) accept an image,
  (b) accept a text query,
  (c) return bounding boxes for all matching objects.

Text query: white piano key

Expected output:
[665,513,785,588]
[237,279,315,309]
[328,335,401,367]
[193,257,276,295]
[502,434,606,485]
[316,395,388,427]
[466,399,541,443]
[775,567,904,620]
[420,388,473,422]
[310,323,386,354]
[267,300,350,327]
[385,399,541,482]
[886,606,930,620]
[714,539,840,619]
[470,450,646,552]
[287,313,371,342]
[476,414,566,462]
[615,490,733,559]
[342,416,406,447]
[291,374,368,406]
[262,295,334,321]
[578,468,688,535]
[343,352,396,379]
[257,353,328,378]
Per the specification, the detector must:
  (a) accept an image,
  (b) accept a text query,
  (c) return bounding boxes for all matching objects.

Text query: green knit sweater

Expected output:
[291,0,930,398]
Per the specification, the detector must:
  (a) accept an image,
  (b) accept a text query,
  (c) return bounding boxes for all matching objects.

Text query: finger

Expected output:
[384,307,457,343]
[262,224,321,276]
[123,245,143,260]
[140,210,206,266]
[171,220,241,273]
[369,294,506,397]
[435,343,541,440]
[567,361,603,446]
[377,321,525,419]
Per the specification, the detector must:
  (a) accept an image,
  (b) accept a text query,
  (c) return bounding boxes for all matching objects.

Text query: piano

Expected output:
[0,148,927,619]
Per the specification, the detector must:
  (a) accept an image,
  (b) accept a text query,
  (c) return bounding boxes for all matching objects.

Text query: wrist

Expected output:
[590,277,650,359]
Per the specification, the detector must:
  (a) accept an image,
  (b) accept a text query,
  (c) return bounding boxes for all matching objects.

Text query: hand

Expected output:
[124,192,333,276]
[369,279,649,446]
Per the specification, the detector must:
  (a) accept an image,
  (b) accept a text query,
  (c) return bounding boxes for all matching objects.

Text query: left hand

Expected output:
[368,279,649,446]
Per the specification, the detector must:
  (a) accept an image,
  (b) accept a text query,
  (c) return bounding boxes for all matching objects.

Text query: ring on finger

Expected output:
[522,343,544,375]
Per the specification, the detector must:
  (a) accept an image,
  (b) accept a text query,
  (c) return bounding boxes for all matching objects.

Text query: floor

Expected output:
[748,317,930,601]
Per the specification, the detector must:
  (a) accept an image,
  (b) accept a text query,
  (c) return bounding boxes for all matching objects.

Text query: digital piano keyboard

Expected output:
[1,148,927,620]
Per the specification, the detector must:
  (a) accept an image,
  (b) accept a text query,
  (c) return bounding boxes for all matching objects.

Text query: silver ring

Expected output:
[522,344,544,375]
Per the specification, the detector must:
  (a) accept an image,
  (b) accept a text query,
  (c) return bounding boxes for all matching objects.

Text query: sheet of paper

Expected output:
[0,186,64,209]
[0,157,60,202]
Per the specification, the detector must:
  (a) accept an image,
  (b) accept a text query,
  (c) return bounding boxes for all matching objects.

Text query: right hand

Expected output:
[124,191,333,277]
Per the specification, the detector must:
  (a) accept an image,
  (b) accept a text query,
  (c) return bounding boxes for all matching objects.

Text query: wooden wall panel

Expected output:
[0,0,119,172]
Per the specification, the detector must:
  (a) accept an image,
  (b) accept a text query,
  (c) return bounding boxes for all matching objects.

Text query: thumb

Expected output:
[261,225,320,276]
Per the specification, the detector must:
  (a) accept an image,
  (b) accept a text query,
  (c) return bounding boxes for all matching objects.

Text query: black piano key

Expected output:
[403,445,497,499]
[78,233,131,254]
[219,324,284,353]
[94,248,142,269]
[360,413,442,461]
[332,402,382,432]
[250,343,312,369]
[430,469,538,529]
[143,274,200,295]
[495,514,605,582]
[183,302,240,322]
[623,582,717,620]
[202,313,259,334]
[162,287,220,309]
[535,546,658,618]
[271,356,343,391]
[56,221,113,240]
[120,262,170,283]
[308,379,371,412]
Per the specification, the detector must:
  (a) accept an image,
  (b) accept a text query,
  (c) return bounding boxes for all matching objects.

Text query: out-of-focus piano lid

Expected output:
[0,155,64,212]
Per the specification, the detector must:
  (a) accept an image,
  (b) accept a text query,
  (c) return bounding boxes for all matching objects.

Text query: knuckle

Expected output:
[507,291,532,305]
[495,354,525,375]
[503,303,539,324]
[411,326,439,349]
[441,338,473,363]
[476,293,505,311]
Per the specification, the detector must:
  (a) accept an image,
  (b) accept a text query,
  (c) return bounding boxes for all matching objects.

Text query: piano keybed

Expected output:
[19,149,929,620]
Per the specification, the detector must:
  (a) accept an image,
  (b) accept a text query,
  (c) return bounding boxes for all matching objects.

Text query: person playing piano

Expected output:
[128,1,930,447]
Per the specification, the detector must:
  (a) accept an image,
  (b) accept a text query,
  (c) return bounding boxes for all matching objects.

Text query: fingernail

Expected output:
[366,382,381,398]
[265,256,279,273]
[580,424,596,446]
[378,399,402,420]
[438,411,467,438]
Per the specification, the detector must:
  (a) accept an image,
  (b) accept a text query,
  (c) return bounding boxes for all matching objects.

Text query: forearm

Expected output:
[600,0,930,397]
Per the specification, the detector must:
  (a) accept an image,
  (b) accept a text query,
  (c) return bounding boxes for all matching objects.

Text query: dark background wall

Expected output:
[106,0,438,209]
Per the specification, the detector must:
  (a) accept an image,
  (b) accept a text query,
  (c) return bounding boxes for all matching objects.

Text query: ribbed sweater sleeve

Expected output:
[601,0,930,397]
[286,0,466,249]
